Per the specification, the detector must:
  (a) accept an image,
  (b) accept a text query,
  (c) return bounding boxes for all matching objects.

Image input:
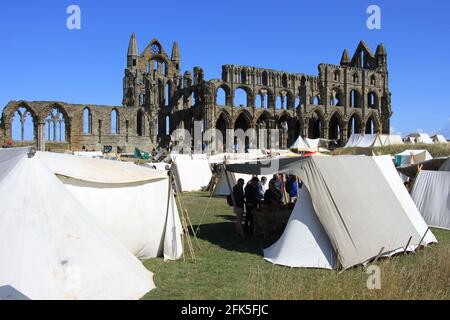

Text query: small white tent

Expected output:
[290,136,310,150]
[0,148,154,300]
[345,134,404,148]
[406,133,434,144]
[172,157,213,192]
[411,170,450,230]
[431,134,448,144]
[395,149,433,167]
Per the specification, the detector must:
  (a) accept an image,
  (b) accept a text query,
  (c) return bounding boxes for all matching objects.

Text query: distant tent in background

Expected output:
[0,148,154,300]
[37,151,183,261]
[405,133,434,144]
[378,134,404,146]
[395,150,433,167]
[172,157,213,192]
[431,134,448,144]
[226,155,436,270]
[411,170,450,230]
[345,134,404,148]
[290,135,308,150]
[305,138,321,149]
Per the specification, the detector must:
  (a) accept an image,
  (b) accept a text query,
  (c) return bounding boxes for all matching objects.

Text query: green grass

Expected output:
[143,191,450,300]
[333,143,450,157]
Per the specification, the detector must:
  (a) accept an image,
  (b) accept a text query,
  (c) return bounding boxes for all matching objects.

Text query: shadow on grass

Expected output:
[192,220,282,256]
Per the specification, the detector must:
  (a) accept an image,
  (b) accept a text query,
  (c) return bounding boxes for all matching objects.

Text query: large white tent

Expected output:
[227,155,437,270]
[0,148,155,299]
[172,157,213,192]
[411,170,450,230]
[36,151,183,261]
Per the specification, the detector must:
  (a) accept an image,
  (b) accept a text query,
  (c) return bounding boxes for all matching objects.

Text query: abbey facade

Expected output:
[0,34,392,153]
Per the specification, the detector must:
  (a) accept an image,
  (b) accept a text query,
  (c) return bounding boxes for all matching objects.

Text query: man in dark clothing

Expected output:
[232,179,245,236]
[244,177,259,235]
[264,180,282,211]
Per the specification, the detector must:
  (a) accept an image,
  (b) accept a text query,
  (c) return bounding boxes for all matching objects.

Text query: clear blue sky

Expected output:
[1,0,449,137]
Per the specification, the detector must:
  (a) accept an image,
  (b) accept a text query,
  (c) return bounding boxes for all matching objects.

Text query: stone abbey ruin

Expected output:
[0,34,392,153]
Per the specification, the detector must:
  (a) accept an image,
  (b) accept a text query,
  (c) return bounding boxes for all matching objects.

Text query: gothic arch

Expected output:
[347,111,363,137]
[307,109,324,139]
[328,110,345,142]
[364,113,381,134]
[233,85,254,107]
[215,83,231,106]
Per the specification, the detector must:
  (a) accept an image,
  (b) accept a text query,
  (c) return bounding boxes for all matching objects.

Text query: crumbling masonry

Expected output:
[0,34,392,152]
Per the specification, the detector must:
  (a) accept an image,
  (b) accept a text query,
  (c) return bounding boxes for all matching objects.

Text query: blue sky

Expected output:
[1,0,449,137]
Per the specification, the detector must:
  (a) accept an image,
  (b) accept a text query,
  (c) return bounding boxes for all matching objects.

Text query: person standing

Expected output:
[232,178,245,237]
[244,177,259,235]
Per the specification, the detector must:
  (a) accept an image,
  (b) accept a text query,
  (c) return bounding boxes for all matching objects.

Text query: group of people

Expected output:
[231,173,300,237]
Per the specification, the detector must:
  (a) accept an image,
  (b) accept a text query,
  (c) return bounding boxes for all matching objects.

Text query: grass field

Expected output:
[143,191,450,300]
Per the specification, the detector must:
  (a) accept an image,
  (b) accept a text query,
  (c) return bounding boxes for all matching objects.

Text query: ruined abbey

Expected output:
[0,34,392,153]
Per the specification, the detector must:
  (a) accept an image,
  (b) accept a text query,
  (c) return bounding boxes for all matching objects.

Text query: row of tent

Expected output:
[345,133,448,148]
[0,147,183,300]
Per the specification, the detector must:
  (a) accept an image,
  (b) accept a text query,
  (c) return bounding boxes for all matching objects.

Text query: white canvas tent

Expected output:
[395,149,433,167]
[36,151,183,260]
[227,155,436,270]
[406,133,434,144]
[290,136,310,150]
[431,134,448,144]
[0,148,155,299]
[345,134,404,148]
[172,157,213,192]
[305,138,321,149]
[378,134,404,146]
[411,170,450,230]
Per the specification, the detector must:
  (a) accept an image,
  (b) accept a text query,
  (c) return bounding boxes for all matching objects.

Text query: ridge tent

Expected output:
[411,170,450,230]
[36,151,183,261]
[290,136,310,151]
[172,157,213,192]
[305,138,321,149]
[378,134,404,146]
[405,133,434,144]
[395,150,433,167]
[0,148,154,299]
[226,155,436,270]
[431,134,448,144]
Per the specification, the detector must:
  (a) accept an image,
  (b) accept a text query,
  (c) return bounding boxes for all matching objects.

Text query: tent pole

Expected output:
[373,246,385,263]
[171,169,197,262]
[418,227,430,247]
[403,236,412,254]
